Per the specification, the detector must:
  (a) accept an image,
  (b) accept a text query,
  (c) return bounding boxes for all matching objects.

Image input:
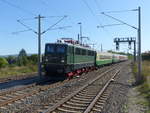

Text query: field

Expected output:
[0,64,37,79]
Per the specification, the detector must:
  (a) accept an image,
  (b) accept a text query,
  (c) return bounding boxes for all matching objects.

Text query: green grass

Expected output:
[133,60,150,113]
[0,64,37,79]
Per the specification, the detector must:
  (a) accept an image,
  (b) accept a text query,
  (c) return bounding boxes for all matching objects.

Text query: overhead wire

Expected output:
[0,0,36,16]
[81,0,113,38]
[101,9,138,14]
[40,0,75,28]
[17,20,37,34]
[12,29,32,35]
[42,16,68,34]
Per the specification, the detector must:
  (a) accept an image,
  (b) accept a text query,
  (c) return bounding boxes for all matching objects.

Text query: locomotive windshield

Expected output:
[45,44,66,54]
[56,46,65,53]
[46,45,55,53]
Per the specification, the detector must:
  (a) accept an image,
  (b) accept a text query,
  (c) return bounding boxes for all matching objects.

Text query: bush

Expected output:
[6,56,17,65]
[27,54,38,64]
[17,49,28,66]
[142,51,150,61]
[0,57,8,68]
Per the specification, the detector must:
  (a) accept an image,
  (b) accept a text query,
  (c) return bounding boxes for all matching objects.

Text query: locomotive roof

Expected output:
[46,43,95,51]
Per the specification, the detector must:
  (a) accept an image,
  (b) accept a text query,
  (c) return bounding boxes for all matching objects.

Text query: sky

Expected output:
[0,0,149,55]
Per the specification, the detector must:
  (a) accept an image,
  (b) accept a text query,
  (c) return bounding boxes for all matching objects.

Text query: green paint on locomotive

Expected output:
[66,45,95,65]
[44,43,95,74]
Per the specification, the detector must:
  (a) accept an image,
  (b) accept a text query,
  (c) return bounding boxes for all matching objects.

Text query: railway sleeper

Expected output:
[0,96,11,100]
[70,98,91,104]
[77,93,96,97]
[94,104,104,109]
[73,96,93,101]
[0,98,7,102]
[92,107,102,112]
[66,101,88,107]
[97,98,107,103]
[57,106,83,113]
[79,91,98,95]
[94,101,104,106]
[5,94,16,98]
[75,94,94,99]
[62,103,86,110]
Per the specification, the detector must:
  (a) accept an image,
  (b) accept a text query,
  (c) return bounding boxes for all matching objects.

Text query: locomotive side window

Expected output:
[91,51,94,56]
[88,50,92,56]
[68,46,73,54]
[82,49,86,55]
[75,48,81,55]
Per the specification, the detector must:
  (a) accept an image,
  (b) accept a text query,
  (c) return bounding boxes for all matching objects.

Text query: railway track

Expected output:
[39,64,123,113]
[0,79,69,108]
[0,62,125,113]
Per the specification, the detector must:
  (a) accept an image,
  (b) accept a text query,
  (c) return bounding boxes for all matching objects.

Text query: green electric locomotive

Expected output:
[43,38,96,77]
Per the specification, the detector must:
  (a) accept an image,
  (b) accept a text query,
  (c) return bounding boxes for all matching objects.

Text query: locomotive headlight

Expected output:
[61,59,64,63]
[45,57,48,62]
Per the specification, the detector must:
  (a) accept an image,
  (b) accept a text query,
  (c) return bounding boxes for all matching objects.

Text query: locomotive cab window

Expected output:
[56,46,65,53]
[46,44,66,54]
[46,45,55,53]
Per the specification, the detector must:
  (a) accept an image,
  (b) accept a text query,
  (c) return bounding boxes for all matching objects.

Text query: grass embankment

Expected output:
[133,61,150,113]
[0,64,37,79]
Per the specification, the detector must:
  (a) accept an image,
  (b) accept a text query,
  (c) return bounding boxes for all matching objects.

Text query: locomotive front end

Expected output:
[43,43,67,75]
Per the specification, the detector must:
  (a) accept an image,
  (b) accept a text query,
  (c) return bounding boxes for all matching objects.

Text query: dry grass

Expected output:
[133,60,150,113]
[0,64,37,79]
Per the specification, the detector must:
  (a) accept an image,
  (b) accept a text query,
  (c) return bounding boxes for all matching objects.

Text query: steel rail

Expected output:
[0,83,36,96]
[84,69,121,113]
[0,79,68,107]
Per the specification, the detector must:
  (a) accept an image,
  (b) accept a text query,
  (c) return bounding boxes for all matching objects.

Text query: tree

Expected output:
[0,57,8,68]
[27,54,38,64]
[6,56,17,65]
[17,49,28,66]
[142,51,150,60]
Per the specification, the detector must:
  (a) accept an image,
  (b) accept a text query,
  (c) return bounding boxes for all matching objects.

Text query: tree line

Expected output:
[0,49,38,68]
[142,51,150,60]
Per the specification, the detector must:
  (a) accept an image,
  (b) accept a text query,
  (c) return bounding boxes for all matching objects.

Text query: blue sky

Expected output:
[0,0,149,55]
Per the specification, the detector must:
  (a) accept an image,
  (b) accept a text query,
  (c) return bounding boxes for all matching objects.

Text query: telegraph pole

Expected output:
[137,6,142,83]
[35,15,45,78]
[78,22,82,44]
[100,7,142,83]
[101,44,103,52]
[38,15,42,78]
[17,15,68,78]
[134,40,136,62]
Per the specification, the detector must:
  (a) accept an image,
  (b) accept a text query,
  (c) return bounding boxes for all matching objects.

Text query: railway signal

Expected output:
[114,37,136,62]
